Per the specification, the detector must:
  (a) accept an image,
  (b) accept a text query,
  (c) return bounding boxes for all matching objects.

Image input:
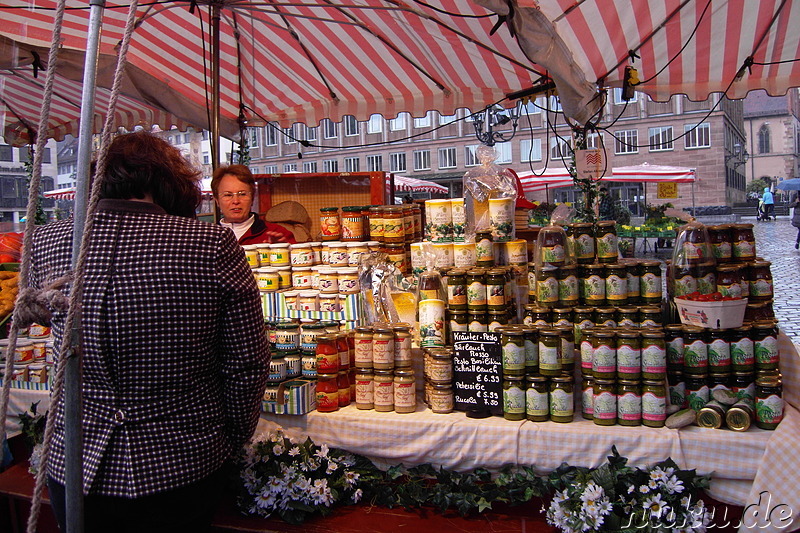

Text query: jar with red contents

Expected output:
[337,370,351,407]
[315,334,340,374]
[336,333,350,370]
[316,373,340,412]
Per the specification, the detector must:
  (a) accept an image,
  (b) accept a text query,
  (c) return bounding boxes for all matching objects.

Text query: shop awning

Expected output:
[517,163,696,193]
[391,175,449,194]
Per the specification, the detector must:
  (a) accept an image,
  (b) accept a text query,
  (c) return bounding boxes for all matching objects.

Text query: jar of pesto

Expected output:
[641,330,667,380]
[581,263,606,306]
[570,222,596,264]
[616,330,641,381]
[616,306,639,328]
[592,330,617,380]
[639,260,663,305]
[526,375,549,422]
[503,375,526,421]
[664,324,685,368]
[617,379,642,426]
[604,263,628,306]
[499,327,526,376]
[730,325,754,373]
[520,326,539,374]
[752,321,779,372]
[523,305,551,326]
[595,221,618,264]
[642,379,667,427]
[549,375,574,423]
[581,375,595,420]
[682,326,708,376]
[557,265,580,307]
[538,328,561,377]
[593,378,617,426]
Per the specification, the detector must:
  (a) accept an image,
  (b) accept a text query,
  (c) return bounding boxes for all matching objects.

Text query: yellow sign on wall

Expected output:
[658,182,678,199]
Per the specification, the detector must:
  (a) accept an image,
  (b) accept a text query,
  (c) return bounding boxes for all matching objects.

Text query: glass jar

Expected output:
[319,293,341,313]
[593,378,617,426]
[274,322,300,356]
[449,311,468,343]
[744,301,774,324]
[468,310,488,332]
[556,325,575,374]
[383,243,408,274]
[428,350,453,384]
[335,333,350,371]
[301,354,317,378]
[592,330,617,380]
[752,320,779,371]
[382,206,406,244]
[671,263,697,297]
[319,207,341,241]
[730,325,754,373]
[316,373,340,412]
[617,379,642,426]
[551,307,573,328]
[594,307,617,328]
[641,330,666,380]
[623,259,641,304]
[732,371,756,401]
[475,231,494,267]
[570,222,596,264]
[595,221,618,264]
[604,263,628,305]
[731,223,756,262]
[430,383,454,413]
[708,372,732,394]
[368,206,385,242]
[581,263,606,306]
[707,329,732,374]
[664,324,685,369]
[580,375,594,420]
[682,326,708,375]
[288,243,313,267]
[499,327,526,376]
[642,380,667,427]
[394,369,417,413]
[447,269,468,311]
[667,371,686,409]
[268,359,287,384]
[536,266,559,307]
[466,269,487,310]
[549,375,574,423]
[353,326,373,368]
[372,326,395,370]
[538,328,561,376]
[580,328,596,375]
[523,305,551,326]
[503,375,527,421]
[707,224,732,264]
[726,398,755,432]
[521,326,539,374]
[373,369,395,412]
[685,373,709,411]
[337,370,351,407]
[616,330,641,380]
[488,310,508,332]
[557,265,580,307]
[616,307,639,328]
[347,242,369,267]
[695,262,717,295]
[355,368,374,410]
[755,377,783,430]
[748,261,773,302]
[716,264,744,299]
[526,375,549,421]
[318,268,339,294]
[340,206,364,241]
[486,268,506,310]
[639,260,663,305]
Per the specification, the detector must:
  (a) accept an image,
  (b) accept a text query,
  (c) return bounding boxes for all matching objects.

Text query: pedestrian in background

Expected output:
[792,192,800,249]
[762,186,775,221]
[598,187,614,220]
[31,132,270,532]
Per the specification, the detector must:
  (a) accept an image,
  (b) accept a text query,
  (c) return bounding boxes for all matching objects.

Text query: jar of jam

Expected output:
[707,329,732,374]
[523,305,551,326]
[486,269,506,310]
[503,375,527,421]
[536,266,559,307]
[664,324,685,369]
[667,371,686,409]
[538,328,561,376]
[685,373,709,411]
[641,330,666,380]
[616,307,639,328]
[500,327,526,376]
[468,310,488,332]
[682,326,708,375]
[725,398,755,432]
[355,368,374,409]
[593,378,617,426]
[337,370,351,407]
[538,227,567,267]
[475,231,494,267]
[595,221,618,264]
[755,376,783,429]
[373,369,395,412]
[430,383,454,413]
[616,330,641,380]
[368,206,385,242]
[671,263,697,297]
[447,269,467,311]
[372,326,395,370]
[730,325,754,373]
[319,207,341,241]
[716,265,744,299]
[731,223,756,262]
[466,269,488,310]
[316,373,340,412]
[526,375,549,421]
[592,330,617,379]
[642,380,667,427]
[748,261,773,302]
[752,320,779,371]
[549,375,574,423]
[617,379,642,426]
[581,263,606,306]
[594,307,617,328]
[581,375,595,420]
[639,260,663,305]
[570,222,596,264]
[707,224,732,264]
[381,206,406,244]
[394,369,417,413]
[315,334,340,374]
[557,265,580,307]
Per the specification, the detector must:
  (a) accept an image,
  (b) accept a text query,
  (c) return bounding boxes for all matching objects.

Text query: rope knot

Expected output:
[12,273,73,328]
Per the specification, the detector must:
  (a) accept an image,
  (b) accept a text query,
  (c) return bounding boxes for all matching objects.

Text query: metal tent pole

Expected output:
[210,3,221,170]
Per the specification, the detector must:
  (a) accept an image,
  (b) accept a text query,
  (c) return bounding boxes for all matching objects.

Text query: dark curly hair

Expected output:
[101,132,201,218]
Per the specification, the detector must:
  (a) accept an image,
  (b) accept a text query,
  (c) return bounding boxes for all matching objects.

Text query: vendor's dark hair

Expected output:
[101,131,201,218]
[210,164,256,197]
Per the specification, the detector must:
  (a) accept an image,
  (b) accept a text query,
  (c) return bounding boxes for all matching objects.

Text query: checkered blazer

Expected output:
[30,199,270,498]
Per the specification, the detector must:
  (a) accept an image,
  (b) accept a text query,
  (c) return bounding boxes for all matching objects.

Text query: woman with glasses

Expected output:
[211,164,296,244]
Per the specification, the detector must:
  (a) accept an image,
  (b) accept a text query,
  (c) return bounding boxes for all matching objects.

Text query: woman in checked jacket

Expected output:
[30,132,270,532]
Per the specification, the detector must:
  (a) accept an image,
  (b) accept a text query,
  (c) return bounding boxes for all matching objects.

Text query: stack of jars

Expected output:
[422,346,455,414]
[360,203,423,276]
[0,324,53,386]
[313,330,355,413]
[445,266,519,338]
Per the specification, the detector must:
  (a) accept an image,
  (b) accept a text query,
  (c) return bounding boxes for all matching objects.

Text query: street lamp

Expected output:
[725,143,749,169]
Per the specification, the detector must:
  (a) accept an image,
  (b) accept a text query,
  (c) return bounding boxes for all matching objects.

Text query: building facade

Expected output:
[0,137,57,225]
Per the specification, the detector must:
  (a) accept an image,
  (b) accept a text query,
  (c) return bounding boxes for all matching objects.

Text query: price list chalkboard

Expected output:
[452,331,503,416]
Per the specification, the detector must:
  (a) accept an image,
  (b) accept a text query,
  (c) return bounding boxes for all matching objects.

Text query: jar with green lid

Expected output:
[593,379,617,426]
[475,231,494,267]
[707,329,732,374]
[503,375,527,420]
[752,321,779,371]
[500,327,526,376]
[617,380,642,426]
[708,372,731,394]
[731,223,756,262]
[594,307,617,328]
[623,260,641,304]
[685,373,709,411]
[521,326,539,373]
[696,399,727,429]
[695,262,717,295]
[573,307,594,346]
[570,223,596,264]
[557,265,580,307]
[551,307,573,328]
[716,264,744,299]
[536,266,559,307]
[581,263,606,306]
[466,269,487,310]
[616,307,639,328]
[639,260,663,305]
[748,261,774,301]
[526,375,549,421]
[726,397,755,432]
[446,269,467,311]
[549,376,574,423]
[638,306,663,328]
[595,221,618,263]
[449,311,468,344]
[580,328,596,375]
[556,325,575,374]
[641,330,667,380]
[667,371,686,409]
[616,330,641,380]
[604,263,628,306]
[732,372,755,401]
[486,269,506,310]
[319,207,342,241]
[592,330,617,379]
[682,326,708,375]
[538,328,561,376]
[523,305,551,326]
[468,310,488,332]
[581,375,595,419]
[664,324,685,369]
[488,310,509,332]
[642,380,667,427]
[707,224,733,264]
[755,376,783,430]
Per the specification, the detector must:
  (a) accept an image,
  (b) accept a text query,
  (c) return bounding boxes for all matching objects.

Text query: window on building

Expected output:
[464,145,479,167]
[495,142,512,164]
[323,159,339,172]
[614,129,639,154]
[302,161,318,173]
[550,136,572,160]
[522,100,542,116]
[344,115,359,137]
[344,157,360,172]
[586,133,602,149]
[203,152,210,164]
[264,165,278,173]
[548,96,562,112]
[265,124,278,146]
[305,126,317,141]
[323,119,337,139]
[413,150,431,171]
[684,123,711,149]
[390,152,407,172]
[438,147,457,169]
[520,138,542,162]
[367,114,383,134]
[389,113,408,131]
[282,163,297,172]
[758,124,771,154]
[649,126,674,151]
[613,88,638,104]
[202,130,209,140]
[2,178,16,198]
[367,155,383,171]
[284,125,297,145]
[184,133,192,143]
[249,128,260,148]
[413,111,432,129]
[439,112,457,125]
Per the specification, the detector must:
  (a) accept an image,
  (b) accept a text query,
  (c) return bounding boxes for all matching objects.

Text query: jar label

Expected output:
[733,382,755,401]
[683,241,704,260]
[575,233,595,259]
[526,389,549,416]
[318,277,337,292]
[541,244,565,264]
[394,382,416,408]
[354,339,373,365]
[559,340,574,365]
[584,274,605,300]
[592,344,616,373]
[667,339,685,365]
[755,336,779,364]
[503,387,526,414]
[487,284,505,306]
[342,217,364,240]
[708,339,731,366]
[395,337,413,364]
[605,274,627,300]
[453,245,475,267]
[475,238,493,262]
[596,233,618,258]
[468,320,488,332]
[320,215,341,238]
[373,381,394,406]
[616,345,641,374]
[369,218,385,238]
[750,279,774,298]
[642,345,666,374]
[339,277,359,293]
[450,320,468,334]
[593,391,617,419]
[674,274,697,297]
[292,271,312,287]
[524,339,539,367]
[626,273,640,297]
[687,386,709,411]
[718,282,743,299]
[683,340,708,368]
[430,391,454,412]
[502,343,526,370]
[558,275,579,301]
[383,219,404,239]
[316,390,339,411]
[428,363,452,383]
[329,249,349,266]
[756,394,783,424]
[467,281,487,306]
[550,388,573,417]
[355,379,374,404]
[642,391,666,420]
[669,383,686,409]
[712,241,732,260]
[733,239,755,259]
[580,340,594,370]
[640,319,658,328]
[275,330,300,350]
[731,338,754,365]
[640,272,662,298]
[582,386,594,416]
[696,273,716,295]
[373,339,395,364]
[618,392,642,421]
[291,249,313,266]
[618,318,636,328]
[537,277,559,303]
[539,345,559,371]
[419,299,446,348]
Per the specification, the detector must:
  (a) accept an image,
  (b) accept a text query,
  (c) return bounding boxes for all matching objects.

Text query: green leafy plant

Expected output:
[15,401,47,474]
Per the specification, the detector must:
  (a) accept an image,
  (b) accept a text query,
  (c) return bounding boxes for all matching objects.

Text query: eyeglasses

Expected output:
[219,191,252,201]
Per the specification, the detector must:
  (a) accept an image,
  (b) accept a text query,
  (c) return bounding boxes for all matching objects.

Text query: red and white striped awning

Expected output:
[517,164,696,193]
[43,188,76,200]
[392,175,449,194]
